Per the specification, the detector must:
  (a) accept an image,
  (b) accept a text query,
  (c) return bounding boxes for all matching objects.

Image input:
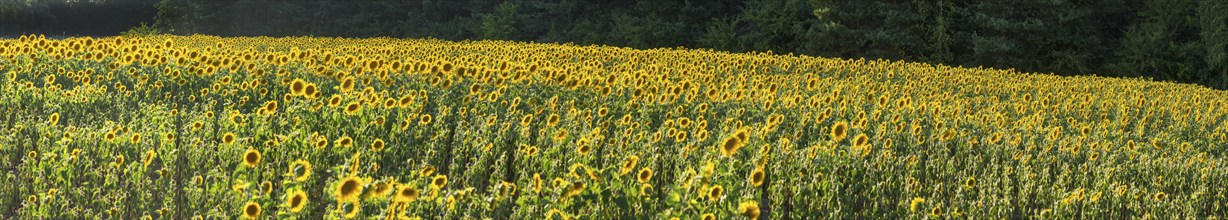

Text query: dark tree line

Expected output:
[4,0,1227,89]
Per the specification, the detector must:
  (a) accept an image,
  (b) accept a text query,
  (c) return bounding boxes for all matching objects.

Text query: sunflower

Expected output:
[105,132,117,141]
[719,135,743,157]
[964,177,977,189]
[48,112,59,126]
[419,114,432,125]
[242,201,261,219]
[114,154,126,167]
[431,175,448,189]
[419,165,436,178]
[329,95,343,107]
[707,185,724,200]
[342,201,361,219]
[242,148,261,168]
[143,150,156,167]
[335,176,364,202]
[520,114,533,127]
[701,213,716,220]
[576,138,592,155]
[853,133,869,147]
[532,173,543,193]
[394,185,419,203]
[261,181,274,195]
[546,113,560,127]
[345,102,362,115]
[909,197,925,212]
[222,132,236,145]
[368,181,392,199]
[337,136,354,148]
[371,139,386,151]
[290,79,306,96]
[749,167,765,187]
[315,137,329,149]
[1154,192,1167,201]
[130,133,142,144]
[286,190,308,213]
[340,77,356,93]
[620,155,640,175]
[289,160,312,182]
[739,201,761,219]
[831,121,848,142]
[930,206,942,217]
[263,101,278,115]
[637,168,653,184]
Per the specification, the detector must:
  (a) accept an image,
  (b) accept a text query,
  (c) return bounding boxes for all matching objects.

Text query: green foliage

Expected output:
[120,22,161,37]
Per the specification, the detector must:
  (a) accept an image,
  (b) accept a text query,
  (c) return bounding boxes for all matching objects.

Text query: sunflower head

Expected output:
[636,168,653,184]
[290,160,312,182]
[432,175,448,189]
[739,201,761,219]
[831,121,848,142]
[242,148,261,168]
[707,185,724,200]
[371,139,386,151]
[242,201,261,219]
[749,168,765,187]
[394,185,420,203]
[286,190,308,213]
[335,176,364,202]
[719,135,743,157]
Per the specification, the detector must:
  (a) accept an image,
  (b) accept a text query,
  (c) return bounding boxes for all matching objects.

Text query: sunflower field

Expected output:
[1,34,1226,219]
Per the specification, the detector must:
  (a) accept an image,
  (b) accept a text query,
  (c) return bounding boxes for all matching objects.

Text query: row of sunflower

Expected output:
[0,34,1225,219]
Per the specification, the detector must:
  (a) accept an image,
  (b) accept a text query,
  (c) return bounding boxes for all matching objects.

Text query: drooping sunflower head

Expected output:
[143,150,156,167]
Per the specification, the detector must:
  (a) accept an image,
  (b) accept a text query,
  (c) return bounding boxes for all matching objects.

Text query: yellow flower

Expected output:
[909,197,925,212]
[394,185,420,203]
[831,121,848,142]
[345,101,362,115]
[637,168,653,184]
[749,167,765,187]
[335,176,364,202]
[719,135,743,157]
[739,200,761,219]
[371,139,386,151]
[286,190,308,213]
[242,148,261,168]
[289,160,312,182]
[242,201,261,219]
[432,175,448,189]
[143,150,156,167]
